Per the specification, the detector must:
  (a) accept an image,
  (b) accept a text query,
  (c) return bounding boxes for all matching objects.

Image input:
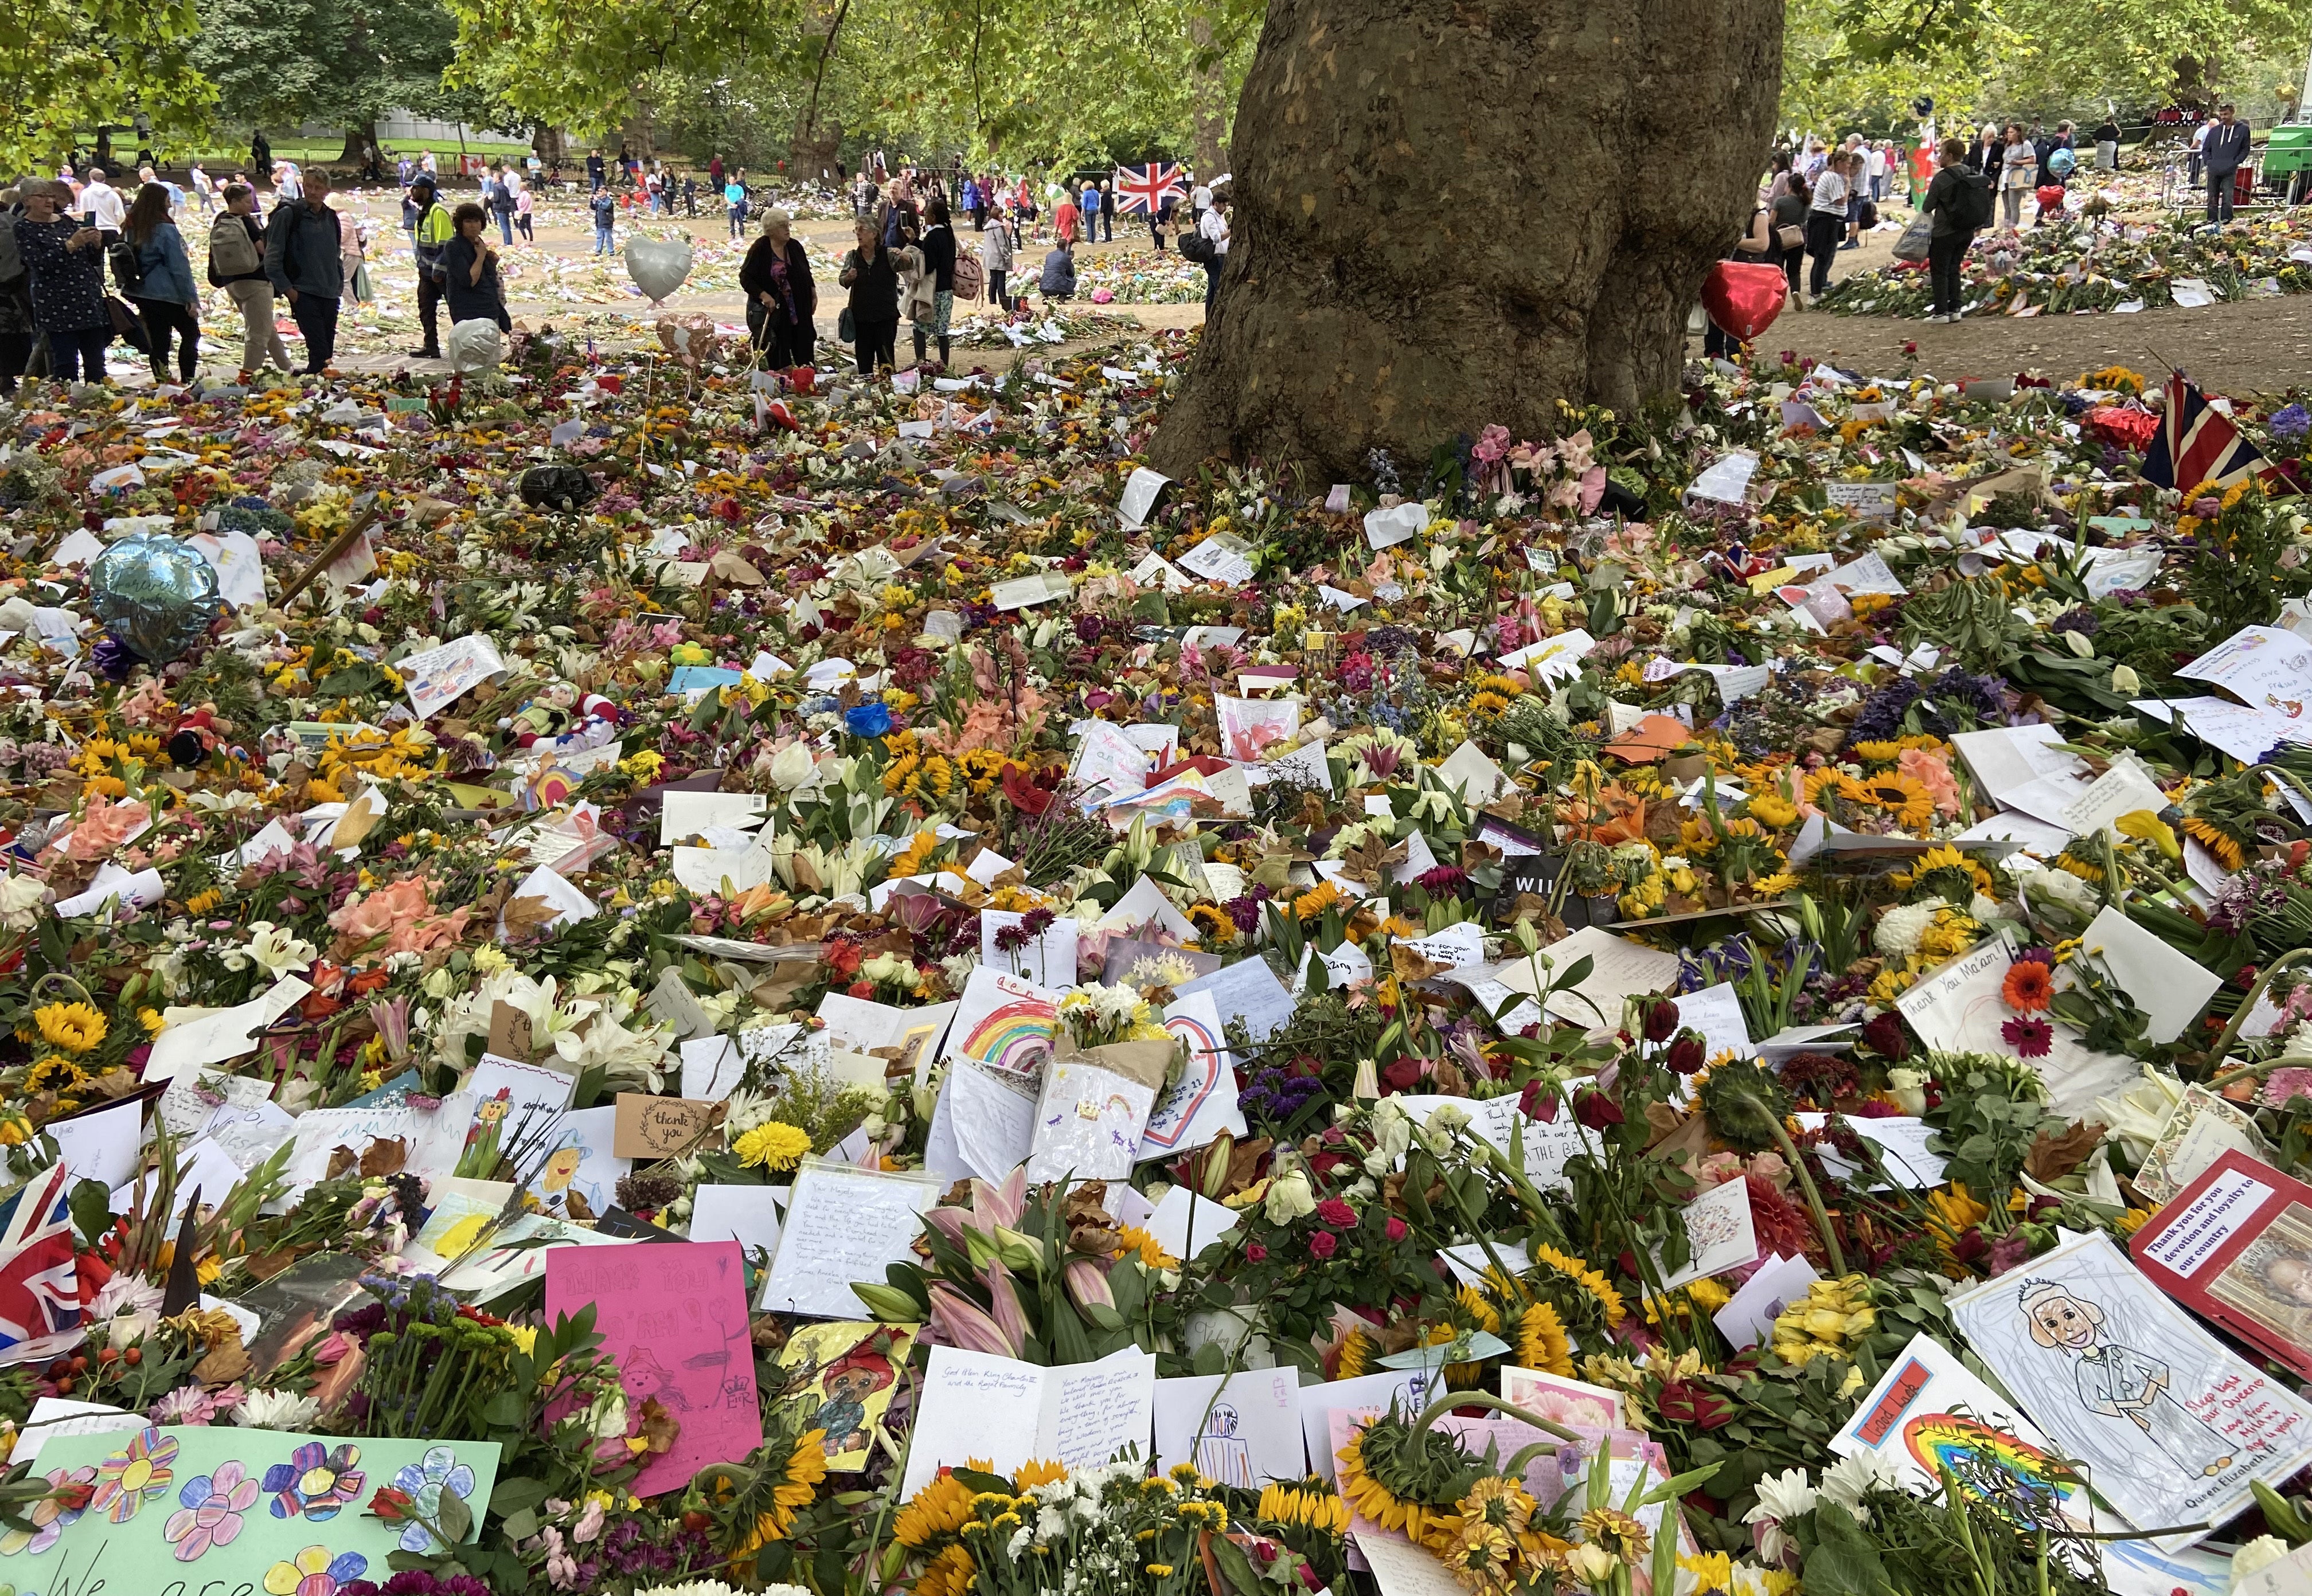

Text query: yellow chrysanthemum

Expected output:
[731,1120,813,1171]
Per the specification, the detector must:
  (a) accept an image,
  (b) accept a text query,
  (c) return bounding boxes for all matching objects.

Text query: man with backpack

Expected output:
[407,173,454,361]
[209,183,290,375]
[1917,136,1993,323]
[263,166,344,374]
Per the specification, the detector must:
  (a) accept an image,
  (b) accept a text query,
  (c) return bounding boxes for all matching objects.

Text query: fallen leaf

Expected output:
[2025,1120,2107,1182]
[637,1396,681,1454]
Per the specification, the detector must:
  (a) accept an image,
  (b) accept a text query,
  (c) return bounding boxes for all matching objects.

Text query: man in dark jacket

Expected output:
[587,149,606,192]
[263,167,344,374]
[2203,104,2250,224]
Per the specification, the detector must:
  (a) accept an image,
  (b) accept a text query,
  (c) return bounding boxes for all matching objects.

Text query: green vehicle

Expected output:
[2270,125,2311,203]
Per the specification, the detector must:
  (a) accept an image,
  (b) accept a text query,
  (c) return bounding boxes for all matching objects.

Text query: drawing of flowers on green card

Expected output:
[163,1458,260,1560]
[91,1427,177,1523]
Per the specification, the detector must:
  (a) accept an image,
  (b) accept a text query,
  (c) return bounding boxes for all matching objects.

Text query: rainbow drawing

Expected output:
[1143,1014,1225,1149]
[962,999,1057,1074]
[1904,1413,2080,1520]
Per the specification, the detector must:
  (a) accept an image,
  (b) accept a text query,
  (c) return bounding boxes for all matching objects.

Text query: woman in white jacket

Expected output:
[979,217,1013,310]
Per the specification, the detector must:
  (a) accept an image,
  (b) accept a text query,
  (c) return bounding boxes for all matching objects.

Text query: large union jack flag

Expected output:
[1112,162,1186,216]
[0,1164,81,1366]
[2143,371,2275,491]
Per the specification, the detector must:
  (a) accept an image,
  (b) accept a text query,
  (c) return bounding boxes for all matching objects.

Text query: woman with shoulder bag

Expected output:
[123,182,200,382]
[1771,174,1809,299]
[1998,123,2035,231]
[839,219,900,375]
[1703,201,1776,361]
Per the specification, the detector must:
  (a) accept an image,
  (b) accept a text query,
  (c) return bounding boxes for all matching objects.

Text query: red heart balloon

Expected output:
[1701,261,1789,343]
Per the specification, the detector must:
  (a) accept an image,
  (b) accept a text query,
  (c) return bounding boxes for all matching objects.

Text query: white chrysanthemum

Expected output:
[2229,1536,2291,1590]
[1818,1450,1903,1517]
[1872,900,1941,958]
[233,1388,322,1430]
[1743,1468,1819,1563]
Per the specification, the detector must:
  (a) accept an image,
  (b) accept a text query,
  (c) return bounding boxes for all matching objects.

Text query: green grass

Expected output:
[162,135,534,169]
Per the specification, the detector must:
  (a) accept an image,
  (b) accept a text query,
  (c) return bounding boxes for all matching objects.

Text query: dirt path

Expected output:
[211,185,2309,394]
[1707,293,2312,394]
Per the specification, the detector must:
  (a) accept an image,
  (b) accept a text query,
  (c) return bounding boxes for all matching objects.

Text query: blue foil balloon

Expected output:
[86,532,223,664]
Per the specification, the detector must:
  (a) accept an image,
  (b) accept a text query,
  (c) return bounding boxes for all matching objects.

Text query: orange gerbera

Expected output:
[2001,959,2054,1013]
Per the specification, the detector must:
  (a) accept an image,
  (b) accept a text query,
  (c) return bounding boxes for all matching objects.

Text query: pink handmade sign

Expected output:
[545,1240,759,1493]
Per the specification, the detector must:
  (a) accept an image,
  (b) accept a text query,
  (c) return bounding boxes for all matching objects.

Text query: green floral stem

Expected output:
[1738,1089,1848,1276]
[2205,948,2312,1082]
[1409,1389,1583,1449]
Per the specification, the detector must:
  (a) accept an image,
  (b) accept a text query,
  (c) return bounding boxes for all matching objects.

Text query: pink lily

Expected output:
[928,1282,1020,1358]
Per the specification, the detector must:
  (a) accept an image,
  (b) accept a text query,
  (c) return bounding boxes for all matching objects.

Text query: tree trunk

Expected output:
[1188,14,1229,177]
[791,116,844,182]
[337,122,374,165]
[1149,0,1781,484]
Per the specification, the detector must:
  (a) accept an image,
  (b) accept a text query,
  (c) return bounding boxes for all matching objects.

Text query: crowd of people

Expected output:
[1703,100,2259,348]
[0,157,380,392]
[0,137,1253,392]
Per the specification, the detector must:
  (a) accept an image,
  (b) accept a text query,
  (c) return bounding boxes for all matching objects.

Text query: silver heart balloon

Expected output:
[625,238,694,304]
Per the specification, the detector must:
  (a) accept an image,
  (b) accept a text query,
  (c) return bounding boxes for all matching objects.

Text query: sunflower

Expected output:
[1514,1300,1573,1376]
[23,1054,92,1096]
[32,1003,106,1055]
[894,1473,974,1547]
[1529,1244,1626,1329]
[1256,1478,1350,1534]
[731,1430,829,1554]
[916,1543,976,1596]
[2181,815,2247,873]
[1853,770,1936,830]
[1848,740,1905,764]
[1334,1324,1381,1379]
[1335,1410,1481,1546]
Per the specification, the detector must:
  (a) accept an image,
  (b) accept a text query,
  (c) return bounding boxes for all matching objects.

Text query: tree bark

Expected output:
[337,122,374,164]
[1189,13,1229,177]
[1149,0,1782,484]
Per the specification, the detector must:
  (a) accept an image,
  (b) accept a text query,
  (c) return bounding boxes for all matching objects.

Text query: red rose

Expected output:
[368,1486,416,1521]
[1642,999,1680,1042]
[1384,1216,1407,1241]
[1520,1081,1559,1122]
[1656,1379,1733,1430]
[1244,1242,1268,1262]
[1314,1198,1359,1229]
[1861,1011,1909,1061]
[1575,1088,1625,1130]
[1665,1035,1705,1075]
[1307,1231,1338,1259]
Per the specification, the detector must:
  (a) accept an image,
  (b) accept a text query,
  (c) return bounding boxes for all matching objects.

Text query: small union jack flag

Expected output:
[0,1163,81,1366]
[2143,371,2275,491]
[1112,163,1185,216]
